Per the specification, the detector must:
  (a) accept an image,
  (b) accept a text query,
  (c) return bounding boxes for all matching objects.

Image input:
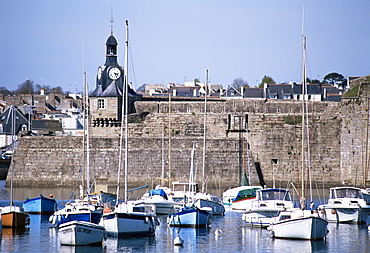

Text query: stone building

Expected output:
[89,29,142,131]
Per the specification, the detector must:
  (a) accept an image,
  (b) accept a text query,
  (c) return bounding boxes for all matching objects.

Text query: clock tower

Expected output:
[90,28,142,130]
[91,32,124,96]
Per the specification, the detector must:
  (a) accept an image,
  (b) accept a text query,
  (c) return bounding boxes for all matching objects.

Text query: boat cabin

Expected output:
[330,187,363,199]
[257,189,292,202]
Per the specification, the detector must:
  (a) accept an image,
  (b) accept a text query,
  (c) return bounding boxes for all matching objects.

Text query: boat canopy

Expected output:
[331,187,362,199]
[149,189,168,200]
[259,188,291,201]
[233,188,259,201]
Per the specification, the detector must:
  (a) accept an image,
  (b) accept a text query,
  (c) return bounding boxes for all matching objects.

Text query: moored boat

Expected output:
[23,194,57,214]
[222,186,263,210]
[58,220,106,246]
[140,188,176,215]
[267,209,328,240]
[100,20,160,238]
[1,205,30,228]
[242,188,295,227]
[49,200,103,227]
[167,145,212,228]
[167,206,211,228]
[100,201,159,237]
[318,186,370,224]
[194,192,225,215]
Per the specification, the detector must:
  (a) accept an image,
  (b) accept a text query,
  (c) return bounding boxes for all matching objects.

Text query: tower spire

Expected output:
[110,6,114,35]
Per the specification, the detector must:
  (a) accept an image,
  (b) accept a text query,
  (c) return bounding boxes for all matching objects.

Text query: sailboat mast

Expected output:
[84,71,90,194]
[124,19,129,203]
[301,33,306,209]
[189,144,195,202]
[10,106,15,205]
[168,93,171,188]
[202,69,208,193]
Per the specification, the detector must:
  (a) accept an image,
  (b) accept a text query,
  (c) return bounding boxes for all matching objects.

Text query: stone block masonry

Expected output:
[10,98,366,189]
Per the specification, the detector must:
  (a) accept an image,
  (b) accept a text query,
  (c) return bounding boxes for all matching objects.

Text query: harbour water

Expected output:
[0,184,370,252]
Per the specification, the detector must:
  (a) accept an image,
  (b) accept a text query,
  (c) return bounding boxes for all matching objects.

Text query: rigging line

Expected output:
[305,47,314,82]
[127,33,137,89]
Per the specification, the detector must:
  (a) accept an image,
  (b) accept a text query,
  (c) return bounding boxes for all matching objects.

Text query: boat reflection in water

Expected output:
[1,227,30,252]
[103,235,156,252]
[59,245,104,253]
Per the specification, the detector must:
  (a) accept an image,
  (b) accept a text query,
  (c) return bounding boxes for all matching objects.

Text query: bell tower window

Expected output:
[107,45,117,56]
[95,99,107,109]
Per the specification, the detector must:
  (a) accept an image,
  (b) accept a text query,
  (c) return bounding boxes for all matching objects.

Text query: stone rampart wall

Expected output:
[11,98,366,189]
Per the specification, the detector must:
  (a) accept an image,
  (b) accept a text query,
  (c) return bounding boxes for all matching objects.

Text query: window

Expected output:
[97,99,106,109]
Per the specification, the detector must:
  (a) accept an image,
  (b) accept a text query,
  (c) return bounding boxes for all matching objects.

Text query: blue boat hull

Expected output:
[167,208,211,227]
[49,211,102,227]
[23,195,57,214]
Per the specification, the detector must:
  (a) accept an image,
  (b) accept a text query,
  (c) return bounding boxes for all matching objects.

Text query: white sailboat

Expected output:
[167,145,212,227]
[1,106,30,228]
[193,70,225,216]
[50,71,103,228]
[100,20,159,236]
[57,71,106,246]
[139,188,176,215]
[267,22,328,240]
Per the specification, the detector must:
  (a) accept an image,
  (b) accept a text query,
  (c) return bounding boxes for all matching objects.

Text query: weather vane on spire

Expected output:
[110,6,114,35]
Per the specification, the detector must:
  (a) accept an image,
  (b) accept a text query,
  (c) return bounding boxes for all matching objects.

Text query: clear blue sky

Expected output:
[1,0,369,93]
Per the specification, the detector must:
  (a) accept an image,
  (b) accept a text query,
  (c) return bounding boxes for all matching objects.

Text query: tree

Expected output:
[0,87,12,96]
[307,77,320,84]
[322,72,346,88]
[50,86,64,94]
[35,84,51,94]
[231,77,249,90]
[17,79,35,94]
[258,75,276,88]
[194,78,201,85]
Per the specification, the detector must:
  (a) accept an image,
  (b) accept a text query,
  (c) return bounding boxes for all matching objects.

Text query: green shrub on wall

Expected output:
[282,115,302,125]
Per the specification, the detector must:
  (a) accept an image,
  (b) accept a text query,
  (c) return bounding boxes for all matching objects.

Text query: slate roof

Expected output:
[106,35,118,46]
[220,86,243,98]
[244,88,264,98]
[170,86,200,97]
[0,106,30,134]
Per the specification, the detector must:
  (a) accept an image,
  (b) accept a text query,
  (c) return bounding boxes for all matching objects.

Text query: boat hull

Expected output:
[167,208,211,228]
[231,197,257,210]
[101,212,158,237]
[194,199,225,215]
[58,221,106,245]
[149,201,176,215]
[49,210,102,227]
[269,216,328,240]
[320,207,370,224]
[242,210,280,228]
[23,195,57,214]
[1,206,30,228]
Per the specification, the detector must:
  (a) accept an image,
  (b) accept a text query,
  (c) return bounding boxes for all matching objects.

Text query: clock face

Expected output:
[109,67,121,80]
[97,67,102,80]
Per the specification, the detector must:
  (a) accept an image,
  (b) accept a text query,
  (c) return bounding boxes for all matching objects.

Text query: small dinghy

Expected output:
[58,220,106,246]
